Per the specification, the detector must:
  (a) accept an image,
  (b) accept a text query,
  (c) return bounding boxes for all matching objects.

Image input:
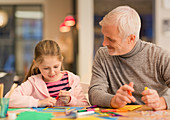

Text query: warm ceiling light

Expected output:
[64,15,75,26]
[59,22,70,32]
[0,10,8,28]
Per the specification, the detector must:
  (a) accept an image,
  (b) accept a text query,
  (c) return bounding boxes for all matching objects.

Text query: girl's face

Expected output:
[37,55,62,82]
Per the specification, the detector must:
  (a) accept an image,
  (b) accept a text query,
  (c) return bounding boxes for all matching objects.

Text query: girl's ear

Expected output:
[33,59,37,67]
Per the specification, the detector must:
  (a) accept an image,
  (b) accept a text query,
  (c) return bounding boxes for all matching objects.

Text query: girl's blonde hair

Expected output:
[23,40,63,82]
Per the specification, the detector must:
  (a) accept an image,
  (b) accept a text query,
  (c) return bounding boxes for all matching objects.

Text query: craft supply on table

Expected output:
[77,110,95,117]
[6,83,18,98]
[145,87,148,90]
[0,83,10,118]
[86,105,98,109]
[118,105,142,111]
[0,83,4,98]
[33,106,84,112]
[0,98,9,118]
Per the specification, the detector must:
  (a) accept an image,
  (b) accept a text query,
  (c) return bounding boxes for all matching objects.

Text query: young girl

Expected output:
[5,40,89,107]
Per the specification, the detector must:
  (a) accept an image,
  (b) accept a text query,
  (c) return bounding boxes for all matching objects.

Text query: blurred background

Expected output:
[0,0,169,84]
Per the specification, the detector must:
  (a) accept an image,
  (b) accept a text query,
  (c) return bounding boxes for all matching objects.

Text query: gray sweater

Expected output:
[88,40,170,109]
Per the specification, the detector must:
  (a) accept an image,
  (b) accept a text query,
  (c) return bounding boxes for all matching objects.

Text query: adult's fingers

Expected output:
[120,84,134,92]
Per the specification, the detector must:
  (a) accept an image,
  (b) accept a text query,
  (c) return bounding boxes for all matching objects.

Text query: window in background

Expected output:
[0,6,15,73]
[15,6,43,77]
[0,5,43,80]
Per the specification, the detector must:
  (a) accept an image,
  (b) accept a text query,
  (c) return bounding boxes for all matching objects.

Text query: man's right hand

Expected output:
[110,82,136,108]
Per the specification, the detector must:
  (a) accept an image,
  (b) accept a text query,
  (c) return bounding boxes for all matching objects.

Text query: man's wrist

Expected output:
[159,97,167,110]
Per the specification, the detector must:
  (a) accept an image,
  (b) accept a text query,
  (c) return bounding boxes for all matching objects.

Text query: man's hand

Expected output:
[38,97,56,107]
[141,88,167,110]
[110,82,136,108]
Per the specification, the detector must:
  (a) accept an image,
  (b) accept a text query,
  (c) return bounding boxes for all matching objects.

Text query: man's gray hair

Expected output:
[100,6,141,40]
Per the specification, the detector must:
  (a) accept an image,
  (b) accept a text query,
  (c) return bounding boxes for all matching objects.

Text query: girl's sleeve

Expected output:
[5,80,39,108]
[67,74,89,106]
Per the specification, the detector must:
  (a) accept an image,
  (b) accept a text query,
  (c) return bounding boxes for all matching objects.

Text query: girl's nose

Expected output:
[50,68,55,74]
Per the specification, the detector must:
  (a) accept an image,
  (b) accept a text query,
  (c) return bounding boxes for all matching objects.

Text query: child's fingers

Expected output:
[59,90,70,96]
[59,96,71,104]
[59,94,70,97]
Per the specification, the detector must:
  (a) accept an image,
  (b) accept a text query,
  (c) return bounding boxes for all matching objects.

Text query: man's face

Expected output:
[101,24,130,56]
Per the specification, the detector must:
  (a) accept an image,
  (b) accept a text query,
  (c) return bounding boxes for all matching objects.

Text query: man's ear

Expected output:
[128,34,136,44]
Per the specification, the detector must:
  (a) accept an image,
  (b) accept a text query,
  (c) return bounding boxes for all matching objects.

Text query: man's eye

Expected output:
[107,37,112,41]
[108,37,116,42]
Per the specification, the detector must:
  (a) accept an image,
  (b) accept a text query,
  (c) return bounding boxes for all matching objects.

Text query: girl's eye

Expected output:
[43,68,49,70]
[54,66,58,68]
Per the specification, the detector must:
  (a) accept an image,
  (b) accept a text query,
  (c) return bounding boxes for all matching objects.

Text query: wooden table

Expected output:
[51,105,170,119]
[1,105,170,120]
[117,105,170,120]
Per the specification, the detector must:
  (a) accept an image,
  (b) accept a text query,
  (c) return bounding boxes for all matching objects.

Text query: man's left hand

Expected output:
[141,88,167,110]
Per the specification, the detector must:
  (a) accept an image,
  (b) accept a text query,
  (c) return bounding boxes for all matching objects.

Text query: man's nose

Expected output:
[102,38,108,46]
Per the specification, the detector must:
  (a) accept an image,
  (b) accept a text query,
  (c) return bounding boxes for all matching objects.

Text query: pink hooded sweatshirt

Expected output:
[5,71,89,107]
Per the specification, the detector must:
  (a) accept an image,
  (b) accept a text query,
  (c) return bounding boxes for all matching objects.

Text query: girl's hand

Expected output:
[111,82,136,108]
[59,90,71,104]
[141,88,167,110]
[38,97,56,107]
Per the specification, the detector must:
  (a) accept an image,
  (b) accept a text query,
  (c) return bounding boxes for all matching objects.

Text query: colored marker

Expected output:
[108,113,122,117]
[77,111,95,116]
[43,107,48,110]
[87,105,98,109]
[101,109,128,112]
[77,109,87,112]
[65,108,76,115]
[108,111,121,115]
[128,90,132,96]
[55,96,59,100]
[145,87,148,90]
[87,108,100,112]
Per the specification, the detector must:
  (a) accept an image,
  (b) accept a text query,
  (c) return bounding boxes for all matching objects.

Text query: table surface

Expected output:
[47,105,170,119]
[1,105,170,120]
[116,105,170,119]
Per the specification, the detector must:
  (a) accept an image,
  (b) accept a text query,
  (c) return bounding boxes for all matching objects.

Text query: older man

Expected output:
[88,6,170,110]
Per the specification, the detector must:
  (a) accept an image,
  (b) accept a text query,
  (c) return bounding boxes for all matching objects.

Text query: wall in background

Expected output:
[155,0,170,52]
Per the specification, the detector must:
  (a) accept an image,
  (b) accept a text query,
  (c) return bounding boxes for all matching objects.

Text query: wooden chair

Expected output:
[80,82,90,104]
[0,72,15,97]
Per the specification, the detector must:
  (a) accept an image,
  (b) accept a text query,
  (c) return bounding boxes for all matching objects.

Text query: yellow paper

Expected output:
[77,116,102,120]
[118,105,142,111]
